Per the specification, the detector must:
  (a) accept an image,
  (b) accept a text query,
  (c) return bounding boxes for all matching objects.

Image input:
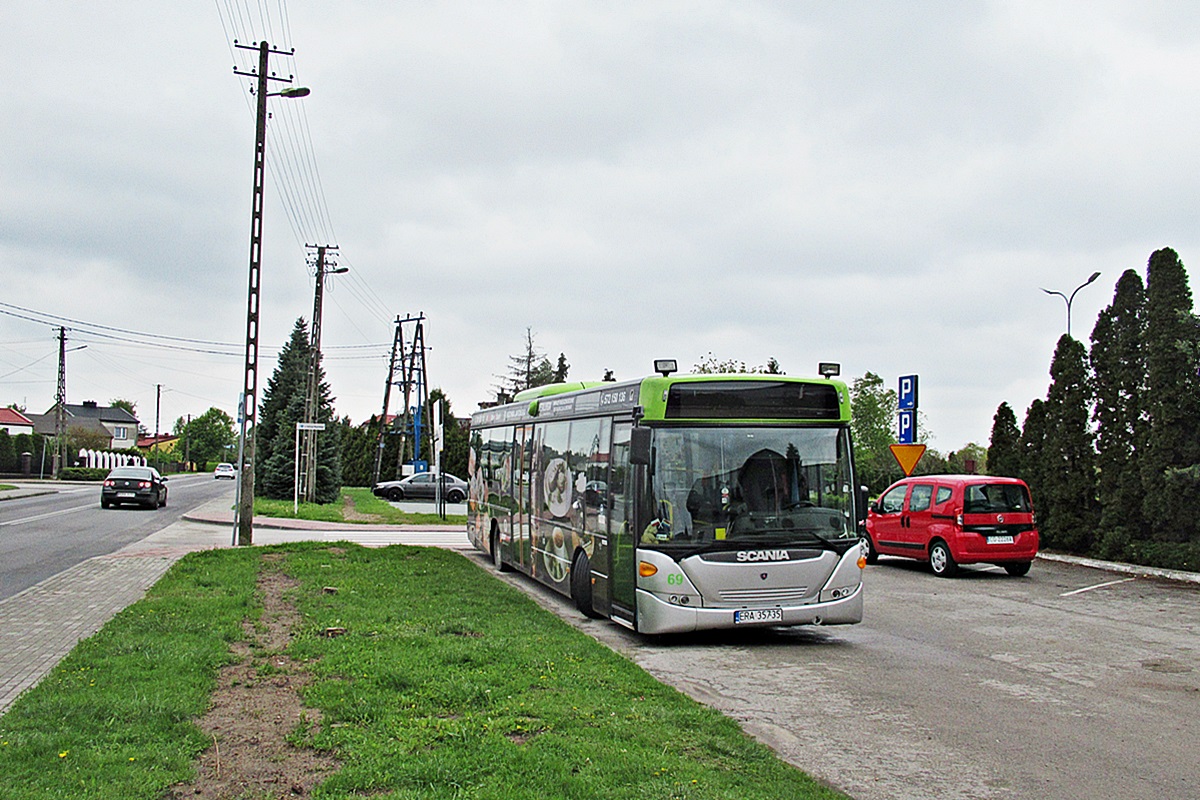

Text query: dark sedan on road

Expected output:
[372,472,468,503]
[100,466,168,509]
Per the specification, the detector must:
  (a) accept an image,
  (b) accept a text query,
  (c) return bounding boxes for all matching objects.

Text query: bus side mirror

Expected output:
[630,428,652,466]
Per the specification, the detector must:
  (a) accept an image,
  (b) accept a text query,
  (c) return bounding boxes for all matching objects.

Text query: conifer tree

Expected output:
[1090,269,1148,557]
[1141,248,1200,543]
[255,318,342,502]
[1019,399,1049,531]
[987,402,1021,477]
[1041,335,1098,553]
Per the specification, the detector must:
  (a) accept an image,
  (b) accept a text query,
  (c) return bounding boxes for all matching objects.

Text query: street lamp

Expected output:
[232,40,309,546]
[1041,271,1101,339]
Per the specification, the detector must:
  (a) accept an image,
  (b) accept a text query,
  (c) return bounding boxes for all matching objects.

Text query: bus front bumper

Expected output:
[634,584,863,635]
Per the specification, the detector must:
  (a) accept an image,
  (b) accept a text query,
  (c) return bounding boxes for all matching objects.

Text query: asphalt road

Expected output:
[0,475,235,600]
[474,551,1200,800]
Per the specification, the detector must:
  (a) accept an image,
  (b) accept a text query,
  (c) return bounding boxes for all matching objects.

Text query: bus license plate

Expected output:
[734,608,782,624]
[987,535,1015,544]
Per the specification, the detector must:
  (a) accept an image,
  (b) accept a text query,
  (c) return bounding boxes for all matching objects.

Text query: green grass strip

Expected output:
[0,544,847,799]
[255,487,467,526]
[0,548,261,799]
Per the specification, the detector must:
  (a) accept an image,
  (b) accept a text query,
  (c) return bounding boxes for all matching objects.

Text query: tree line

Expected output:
[985,248,1200,571]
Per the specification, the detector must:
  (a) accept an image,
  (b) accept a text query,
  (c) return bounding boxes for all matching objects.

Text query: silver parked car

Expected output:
[372,472,468,503]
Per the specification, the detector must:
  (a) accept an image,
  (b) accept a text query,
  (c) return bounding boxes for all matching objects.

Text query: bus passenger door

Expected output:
[608,422,637,626]
[513,424,532,570]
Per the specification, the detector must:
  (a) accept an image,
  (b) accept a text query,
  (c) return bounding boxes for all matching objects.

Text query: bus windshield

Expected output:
[644,426,858,551]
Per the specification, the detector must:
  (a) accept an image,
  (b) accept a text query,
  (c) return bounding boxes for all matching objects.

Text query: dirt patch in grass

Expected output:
[341,492,383,523]
[166,559,339,798]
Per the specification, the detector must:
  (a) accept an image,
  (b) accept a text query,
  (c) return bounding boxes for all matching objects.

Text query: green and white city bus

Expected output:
[467,362,867,634]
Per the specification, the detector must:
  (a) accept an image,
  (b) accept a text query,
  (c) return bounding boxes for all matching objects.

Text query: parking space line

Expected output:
[1059,577,1136,597]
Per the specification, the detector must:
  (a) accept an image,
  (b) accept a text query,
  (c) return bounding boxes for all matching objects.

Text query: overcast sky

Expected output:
[3,2,1198,452]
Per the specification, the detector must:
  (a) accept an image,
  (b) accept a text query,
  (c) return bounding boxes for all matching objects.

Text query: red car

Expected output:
[864,475,1038,577]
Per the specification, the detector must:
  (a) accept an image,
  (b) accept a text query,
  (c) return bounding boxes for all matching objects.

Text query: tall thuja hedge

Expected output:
[986,402,1022,478]
[1089,269,1148,558]
[1142,248,1200,544]
[1017,399,1049,530]
[1040,335,1098,553]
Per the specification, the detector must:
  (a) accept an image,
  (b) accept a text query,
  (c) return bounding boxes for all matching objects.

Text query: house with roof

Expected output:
[137,433,178,452]
[27,401,141,450]
[0,408,35,435]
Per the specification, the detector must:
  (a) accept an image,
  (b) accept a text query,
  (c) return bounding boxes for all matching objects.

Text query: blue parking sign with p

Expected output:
[899,375,918,410]
[898,410,915,444]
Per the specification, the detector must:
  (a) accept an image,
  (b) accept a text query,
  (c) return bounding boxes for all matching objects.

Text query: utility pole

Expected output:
[373,316,405,487]
[231,39,308,546]
[393,315,429,477]
[54,326,67,478]
[300,244,343,503]
[154,383,161,466]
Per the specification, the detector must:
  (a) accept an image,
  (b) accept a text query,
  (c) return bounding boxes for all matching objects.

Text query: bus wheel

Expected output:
[491,529,508,572]
[571,552,603,619]
[929,540,958,577]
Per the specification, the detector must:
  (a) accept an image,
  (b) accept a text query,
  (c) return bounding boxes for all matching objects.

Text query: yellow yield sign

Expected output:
[889,444,927,476]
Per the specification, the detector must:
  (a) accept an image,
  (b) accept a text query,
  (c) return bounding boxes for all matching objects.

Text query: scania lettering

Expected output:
[467,367,867,634]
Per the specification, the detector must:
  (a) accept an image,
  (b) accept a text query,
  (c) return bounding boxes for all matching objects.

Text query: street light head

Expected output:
[277,86,310,98]
[1086,271,1101,284]
[332,267,349,275]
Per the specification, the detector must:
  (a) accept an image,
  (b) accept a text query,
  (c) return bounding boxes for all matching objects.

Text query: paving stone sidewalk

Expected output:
[0,497,468,716]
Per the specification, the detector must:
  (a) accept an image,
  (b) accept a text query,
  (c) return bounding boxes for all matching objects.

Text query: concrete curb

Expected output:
[1037,551,1200,585]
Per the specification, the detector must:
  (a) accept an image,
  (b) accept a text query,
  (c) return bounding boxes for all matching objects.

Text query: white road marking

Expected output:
[1059,577,1136,597]
[0,504,97,526]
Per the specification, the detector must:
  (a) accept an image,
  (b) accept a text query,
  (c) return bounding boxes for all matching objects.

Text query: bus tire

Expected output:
[491,528,508,572]
[571,552,603,619]
[929,540,958,577]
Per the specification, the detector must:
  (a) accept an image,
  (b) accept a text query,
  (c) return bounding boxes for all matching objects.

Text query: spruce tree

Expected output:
[255,318,342,502]
[987,402,1021,477]
[1041,335,1098,553]
[1090,269,1148,557]
[1142,248,1200,543]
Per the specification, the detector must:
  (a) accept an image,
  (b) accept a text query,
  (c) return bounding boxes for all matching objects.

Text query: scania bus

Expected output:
[466,362,866,634]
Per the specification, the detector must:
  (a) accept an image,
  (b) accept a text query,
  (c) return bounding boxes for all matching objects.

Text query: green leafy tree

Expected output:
[256,318,342,503]
[849,372,901,493]
[947,443,987,474]
[429,388,469,479]
[1141,248,1200,544]
[692,353,784,374]
[177,408,237,468]
[987,402,1022,477]
[1090,269,1149,558]
[1041,335,1098,553]
[109,398,137,418]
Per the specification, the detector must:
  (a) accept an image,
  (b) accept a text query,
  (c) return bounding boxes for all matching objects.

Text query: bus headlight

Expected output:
[821,585,859,602]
